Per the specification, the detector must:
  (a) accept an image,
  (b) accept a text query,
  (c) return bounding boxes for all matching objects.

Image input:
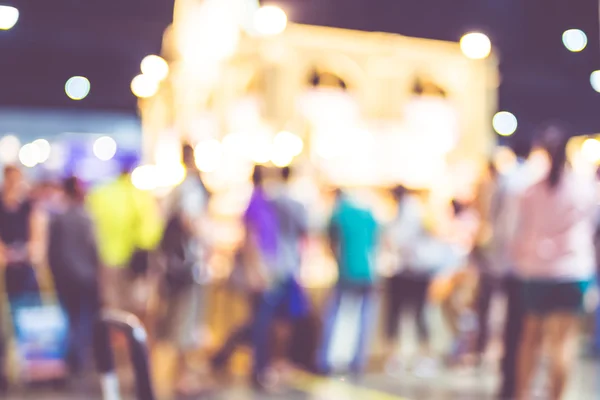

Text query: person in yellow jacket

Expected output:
[87,165,163,314]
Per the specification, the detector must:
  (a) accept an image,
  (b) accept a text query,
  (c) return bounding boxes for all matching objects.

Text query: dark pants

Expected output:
[475,272,498,354]
[56,281,101,373]
[499,276,525,399]
[252,278,308,377]
[385,273,431,343]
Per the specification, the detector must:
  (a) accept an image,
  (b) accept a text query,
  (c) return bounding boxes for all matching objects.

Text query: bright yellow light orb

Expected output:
[140,55,169,81]
[0,6,19,30]
[460,32,492,60]
[253,5,288,36]
[131,74,159,98]
[581,138,600,164]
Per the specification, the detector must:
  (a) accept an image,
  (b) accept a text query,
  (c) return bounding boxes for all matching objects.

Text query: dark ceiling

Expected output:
[1,0,600,135]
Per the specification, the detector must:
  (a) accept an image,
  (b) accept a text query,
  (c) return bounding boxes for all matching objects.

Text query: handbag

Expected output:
[127,187,150,277]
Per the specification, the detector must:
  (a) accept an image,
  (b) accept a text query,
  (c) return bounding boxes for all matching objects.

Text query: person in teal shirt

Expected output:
[328,190,378,284]
[318,189,379,375]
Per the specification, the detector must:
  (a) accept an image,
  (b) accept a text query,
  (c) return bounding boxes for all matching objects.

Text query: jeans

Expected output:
[317,283,375,375]
[252,278,308,376]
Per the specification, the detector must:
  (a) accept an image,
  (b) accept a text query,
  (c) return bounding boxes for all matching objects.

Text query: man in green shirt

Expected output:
[318,189,379,375]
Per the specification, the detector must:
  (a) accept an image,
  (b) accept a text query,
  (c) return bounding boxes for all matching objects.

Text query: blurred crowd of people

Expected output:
[0,124,598,400]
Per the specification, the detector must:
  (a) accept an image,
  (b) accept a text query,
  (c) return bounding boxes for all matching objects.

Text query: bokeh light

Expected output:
[273,131,303,157]
[194,139,223,172]
[253,5,288,36]
[271,152,294,168]
[0,135,21,163]
[0,5,19,30]
[131,165,158,191]
[140,55,169,81]
[581,138,600,164]
[32,139,51,163]
[460,32,492,60]
[19,143,40,168]
[65,76,91,100]
[492,111,518,136]
[562,29,587,52]
[131,74,159,98]
[155,163,186,188]
[93,136,117,161]
[590,71,600,93]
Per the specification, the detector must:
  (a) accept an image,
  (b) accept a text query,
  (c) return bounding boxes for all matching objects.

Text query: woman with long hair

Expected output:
[512,125,597,399]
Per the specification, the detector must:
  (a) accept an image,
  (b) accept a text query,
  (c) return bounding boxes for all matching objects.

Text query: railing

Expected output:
[94,310,155,400]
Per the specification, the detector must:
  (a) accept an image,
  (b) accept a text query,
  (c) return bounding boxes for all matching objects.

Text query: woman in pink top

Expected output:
[512,126,597,400]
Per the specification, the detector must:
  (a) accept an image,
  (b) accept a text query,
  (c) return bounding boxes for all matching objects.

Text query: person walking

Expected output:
[512,126,597,400]
[211,165,278,383]
[318,189,379,377]
[250,166,309,389]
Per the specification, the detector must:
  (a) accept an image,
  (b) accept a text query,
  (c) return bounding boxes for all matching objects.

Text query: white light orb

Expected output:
[562,29,587,52]
[460,32,492,60]
[131,165,158,191]
[0,5,19,30]
[0,135,21,163]
[32,139,51,163]
[253,5,288,36]
[65,76,91,101]
[271,152,294,168]
[156,163,186,188]
[93,136,117,161]
[581,138,600,164]
[273,131,303,157]
[131,74,159,98]
[18,143,40,168]
[492,111,518,136]
[194,139,223,172]
[591,71,600,93]
[251,141,272,164]
[140,55,169,81]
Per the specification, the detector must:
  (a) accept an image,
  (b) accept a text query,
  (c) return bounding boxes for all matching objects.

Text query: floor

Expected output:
[5,357,600,400]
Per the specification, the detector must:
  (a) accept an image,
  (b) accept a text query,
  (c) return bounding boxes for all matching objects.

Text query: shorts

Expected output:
[523,279,594,315]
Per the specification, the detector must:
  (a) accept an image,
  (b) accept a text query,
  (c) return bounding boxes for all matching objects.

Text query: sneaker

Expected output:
[412,357,439,378]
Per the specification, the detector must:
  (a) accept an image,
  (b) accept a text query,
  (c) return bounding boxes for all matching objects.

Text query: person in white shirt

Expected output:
[486,136,536,399]
[511,126,597,400]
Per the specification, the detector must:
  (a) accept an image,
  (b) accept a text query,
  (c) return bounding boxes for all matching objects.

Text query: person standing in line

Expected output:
[251,166,309,389]
[512,126,597,400]
[318,189,379,377]
[487,136,535,399]
[0,166,47,391]
[47,177,102,381]
[383,186,438,377]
